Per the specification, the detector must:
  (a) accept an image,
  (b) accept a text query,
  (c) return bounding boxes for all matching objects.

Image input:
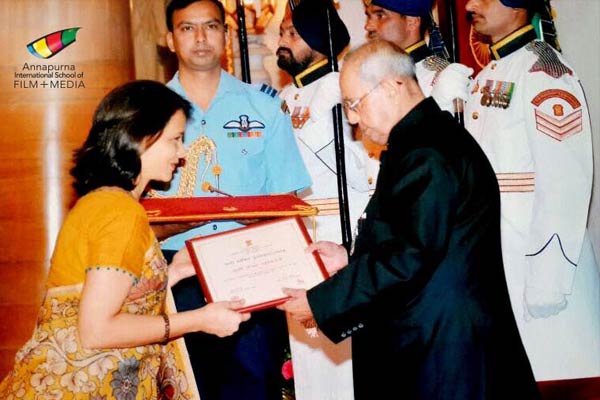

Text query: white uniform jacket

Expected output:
[280,60,371,243]
[465,24,599,380]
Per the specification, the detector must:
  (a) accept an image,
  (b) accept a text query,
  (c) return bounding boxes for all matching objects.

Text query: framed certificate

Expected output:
[185,217,329,313]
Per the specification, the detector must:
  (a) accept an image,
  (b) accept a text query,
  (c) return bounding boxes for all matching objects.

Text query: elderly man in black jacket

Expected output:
[279,39,540,400]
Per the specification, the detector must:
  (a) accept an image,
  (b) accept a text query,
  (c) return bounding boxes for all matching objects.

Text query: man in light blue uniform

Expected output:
[155,1,311,399]
[161,72,310,250]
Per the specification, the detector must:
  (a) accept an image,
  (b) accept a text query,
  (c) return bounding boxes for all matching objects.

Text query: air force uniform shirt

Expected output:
[157,70,311,251]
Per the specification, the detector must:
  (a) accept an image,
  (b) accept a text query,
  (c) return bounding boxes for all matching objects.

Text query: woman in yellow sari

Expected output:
[0,80,250,399]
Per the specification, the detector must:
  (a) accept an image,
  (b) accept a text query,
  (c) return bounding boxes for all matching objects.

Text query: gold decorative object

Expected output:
[178,135,220,197]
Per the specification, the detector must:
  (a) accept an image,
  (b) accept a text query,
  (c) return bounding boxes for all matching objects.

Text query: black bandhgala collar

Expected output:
[293,59,330,88]
[405,40,432,64]
[489,24,537,61]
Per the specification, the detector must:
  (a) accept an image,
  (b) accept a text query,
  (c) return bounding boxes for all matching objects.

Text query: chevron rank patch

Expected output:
[531,89,582,142]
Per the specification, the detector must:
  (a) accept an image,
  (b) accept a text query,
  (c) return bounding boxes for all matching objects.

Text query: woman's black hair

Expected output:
[71,80,191,196]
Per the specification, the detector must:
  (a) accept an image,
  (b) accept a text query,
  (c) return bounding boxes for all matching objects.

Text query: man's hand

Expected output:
[305,241,348,275]
[277,288,313,324]
[151,221,208,241]
[524,286,568,319]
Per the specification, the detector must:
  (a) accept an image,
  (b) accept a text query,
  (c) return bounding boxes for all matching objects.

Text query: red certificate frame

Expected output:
[185,216,329,313]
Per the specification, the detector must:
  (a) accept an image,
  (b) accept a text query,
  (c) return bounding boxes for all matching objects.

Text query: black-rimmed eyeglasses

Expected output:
[343,81,383,112]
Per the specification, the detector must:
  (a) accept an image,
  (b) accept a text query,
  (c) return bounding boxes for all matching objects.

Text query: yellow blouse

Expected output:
[0,189,199,399]
[47,189,152,287]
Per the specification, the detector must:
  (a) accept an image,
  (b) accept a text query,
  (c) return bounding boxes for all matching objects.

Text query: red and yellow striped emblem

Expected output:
[496,172,535,193]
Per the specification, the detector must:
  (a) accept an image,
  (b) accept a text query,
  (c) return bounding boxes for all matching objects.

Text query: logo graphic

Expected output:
[223,115,265,132]
[27,27,81,59]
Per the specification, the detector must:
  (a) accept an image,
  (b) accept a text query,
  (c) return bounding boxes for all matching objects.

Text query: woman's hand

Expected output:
[195,300,251,337]
[151,221,207,241]
[168,247,196,287]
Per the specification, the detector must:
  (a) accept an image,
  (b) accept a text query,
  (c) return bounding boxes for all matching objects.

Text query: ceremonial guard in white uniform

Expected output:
[362,0,473,206]
[279,67,371,242]
[364,0,473,113]
[465,0,600,381]
[275,1,371,398]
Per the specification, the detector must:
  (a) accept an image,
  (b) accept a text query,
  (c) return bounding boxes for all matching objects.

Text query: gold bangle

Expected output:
[162,313,170,343]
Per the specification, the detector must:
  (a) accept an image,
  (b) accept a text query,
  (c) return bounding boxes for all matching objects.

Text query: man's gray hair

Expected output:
[344,39,416,86]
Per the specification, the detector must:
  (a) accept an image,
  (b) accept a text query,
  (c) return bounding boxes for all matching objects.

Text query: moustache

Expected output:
[366,31,378,40]
[276,47,293,57]
[193,45,214,52]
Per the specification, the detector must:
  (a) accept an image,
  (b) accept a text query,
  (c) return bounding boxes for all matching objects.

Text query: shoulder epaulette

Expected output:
[259,83,278,98]
[526,41,572,79]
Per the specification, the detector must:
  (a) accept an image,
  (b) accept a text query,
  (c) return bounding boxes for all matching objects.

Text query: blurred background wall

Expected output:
[0,0,134,375]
